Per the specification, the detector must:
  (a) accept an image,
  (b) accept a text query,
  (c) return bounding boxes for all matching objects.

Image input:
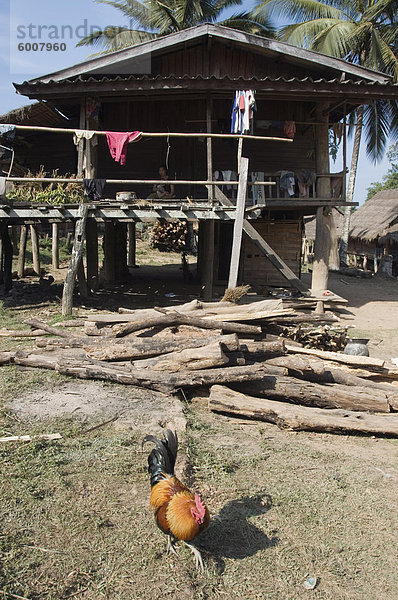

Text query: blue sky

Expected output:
[0,0,392,204]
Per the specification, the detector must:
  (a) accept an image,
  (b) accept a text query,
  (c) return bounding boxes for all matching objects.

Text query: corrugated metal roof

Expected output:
[16,73,398,89]
[17,24,392,87]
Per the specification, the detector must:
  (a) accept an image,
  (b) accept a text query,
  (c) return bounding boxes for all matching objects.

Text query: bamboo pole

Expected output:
[1,123,293,143]
[6,177,275,186]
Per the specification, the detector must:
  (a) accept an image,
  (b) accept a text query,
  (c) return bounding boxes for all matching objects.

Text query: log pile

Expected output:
[2,297,398,437]
[149,221,188,252]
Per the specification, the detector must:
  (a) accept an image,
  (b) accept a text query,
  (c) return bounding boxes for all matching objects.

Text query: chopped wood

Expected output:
[0,433,62,443]
[286,344,385,368]
[208,386,398,437]
[239,339,285,360]
[113,310,262,338]
[0,351,15,364]
[132,341,229,372]
[85,333,239,361]
[0,329,49,338]
[24,318,76,339]
[231,377,390,413]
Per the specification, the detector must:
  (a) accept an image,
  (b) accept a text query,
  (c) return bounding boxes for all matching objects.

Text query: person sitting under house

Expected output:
[148,166,175,199]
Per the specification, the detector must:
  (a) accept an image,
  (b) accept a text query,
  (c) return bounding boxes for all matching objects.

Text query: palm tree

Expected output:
[252,0,398,265]
[77,0,275,52]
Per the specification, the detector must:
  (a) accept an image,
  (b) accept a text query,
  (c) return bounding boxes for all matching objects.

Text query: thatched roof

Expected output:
[0,101,69,128]
[304,209,345,241]
[349,189,398,242]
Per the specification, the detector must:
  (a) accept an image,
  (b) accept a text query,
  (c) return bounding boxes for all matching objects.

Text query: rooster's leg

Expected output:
[183,541,204,572]
[167,535,179,556]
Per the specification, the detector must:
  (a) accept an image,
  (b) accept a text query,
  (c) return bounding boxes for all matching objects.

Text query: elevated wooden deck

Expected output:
[0,198,356,223]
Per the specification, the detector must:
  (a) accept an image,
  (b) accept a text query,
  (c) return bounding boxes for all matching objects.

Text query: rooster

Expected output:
[143,429,210,570]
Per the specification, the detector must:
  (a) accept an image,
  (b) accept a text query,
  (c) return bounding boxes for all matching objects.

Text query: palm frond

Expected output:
[220,12,276,36]
[312,20,356,57]
[252,0,348,25]
[363,100,391,162]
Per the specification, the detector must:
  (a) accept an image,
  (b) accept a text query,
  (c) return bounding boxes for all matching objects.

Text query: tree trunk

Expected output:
[208,385,398,437]
[132,341,229,372]
[231,376,390,413]
[339,105,364,267]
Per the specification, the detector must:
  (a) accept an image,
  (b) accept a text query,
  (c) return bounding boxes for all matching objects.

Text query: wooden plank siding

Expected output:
[242,220,302,287]
[214,219,302,287]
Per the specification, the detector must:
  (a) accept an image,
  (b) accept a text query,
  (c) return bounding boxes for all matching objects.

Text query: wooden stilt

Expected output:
[17,225,27,277]
[86,219,99,291]
[0,225,13,292]
[0,237,3,284]
[30,224,41,276]
[311,104,332,311]
[103,222,116,283]
[52,222,59,269]
[202,220,214,301]
[62,204,88,316]
[77,258,88,298]
[11,226,19,255]
[127,222,136,267]
[228,156,248,289]
[115,222,128,280]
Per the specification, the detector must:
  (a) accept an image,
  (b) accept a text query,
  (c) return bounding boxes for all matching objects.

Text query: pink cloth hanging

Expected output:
[106,131,142,165]
[284,121,296,139]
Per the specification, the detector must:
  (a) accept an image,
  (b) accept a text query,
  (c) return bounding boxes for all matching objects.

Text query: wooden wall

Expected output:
[99,96,316,200]
[214,219,302,287]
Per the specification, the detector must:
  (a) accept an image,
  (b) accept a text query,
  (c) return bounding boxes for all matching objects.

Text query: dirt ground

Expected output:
[1,242,398,599]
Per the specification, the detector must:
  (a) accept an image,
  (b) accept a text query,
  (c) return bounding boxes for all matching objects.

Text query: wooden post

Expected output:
[86,219,99,291]
[77,258,88,298]
[62,204,88,316]
[237,137,243,174]
[201,220,214,301]
[206,97,213,203]
[77,100,85,178]
[0,236,3,284]
[228,157,249,289]
[30,224,41,276]
[52,223,59,269]
[0,224,13,292]
[127,222,136,267]
[103,222,116,283]
[311,104,332,310]
[17,225,27,277]
[342,103,347,200]
[115,222,128,280]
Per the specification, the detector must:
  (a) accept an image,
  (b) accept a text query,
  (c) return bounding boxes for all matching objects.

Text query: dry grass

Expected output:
[1,276,398,599]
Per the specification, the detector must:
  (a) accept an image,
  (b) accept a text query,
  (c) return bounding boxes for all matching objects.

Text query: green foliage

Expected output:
[7,168,85,205]
[366,141,398,199]
[252,0,398,163]
[77,0,275,51]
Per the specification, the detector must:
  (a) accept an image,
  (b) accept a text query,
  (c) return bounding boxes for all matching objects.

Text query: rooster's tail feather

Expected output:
[143,429,178,487]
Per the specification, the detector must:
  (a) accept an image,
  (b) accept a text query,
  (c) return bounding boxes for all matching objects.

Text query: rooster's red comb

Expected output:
[194,493,206,519]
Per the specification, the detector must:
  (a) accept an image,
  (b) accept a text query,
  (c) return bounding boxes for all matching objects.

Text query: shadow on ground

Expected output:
[198,492,278,573]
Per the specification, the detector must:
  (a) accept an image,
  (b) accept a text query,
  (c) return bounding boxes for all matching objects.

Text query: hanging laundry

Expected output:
[231,90,256,135]
[251,172,265,205]
[297,169,315,198]
[86,97,101,123]
[83,178,106,202]
[279,171,295,197]
[73,130,97,146]
[106,131,142,165]
[284,121,296,139]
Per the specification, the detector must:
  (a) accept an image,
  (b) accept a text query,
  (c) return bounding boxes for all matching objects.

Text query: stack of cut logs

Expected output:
[149,221,188,252]
[1,298,398,437]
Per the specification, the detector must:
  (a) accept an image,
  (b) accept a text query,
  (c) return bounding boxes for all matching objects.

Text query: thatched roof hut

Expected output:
[304,209,345,241]
[349,189,398,242]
